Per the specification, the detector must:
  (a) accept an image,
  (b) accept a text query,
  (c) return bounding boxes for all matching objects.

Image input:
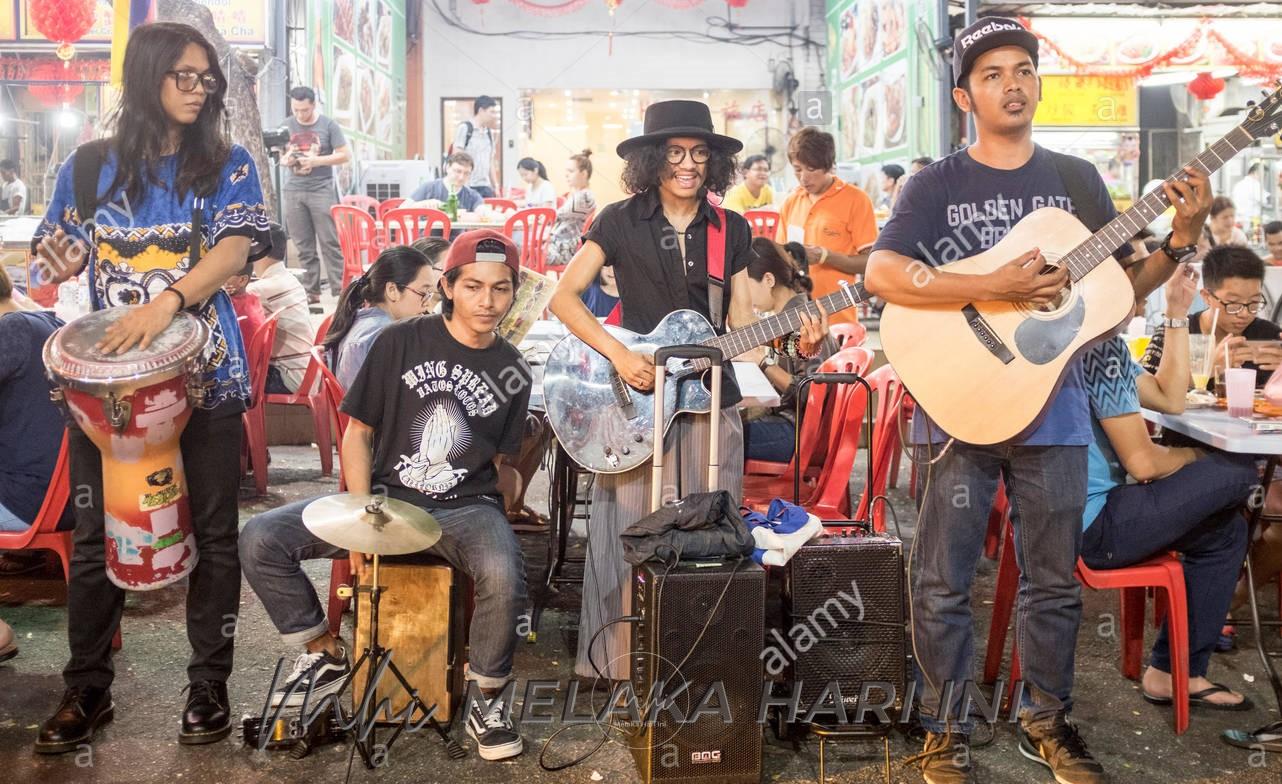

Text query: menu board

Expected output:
[307,0,408,193]
[828,0,933,168]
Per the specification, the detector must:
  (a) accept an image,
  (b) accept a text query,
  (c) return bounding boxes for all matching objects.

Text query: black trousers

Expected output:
[63,407,243,689]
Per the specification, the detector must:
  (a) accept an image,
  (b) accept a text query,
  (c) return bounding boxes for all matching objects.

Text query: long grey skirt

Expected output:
[574,409,744,680]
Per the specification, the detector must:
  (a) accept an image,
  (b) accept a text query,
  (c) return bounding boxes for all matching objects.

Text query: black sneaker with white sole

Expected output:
[271,648,350,709]
[466,691,523,761]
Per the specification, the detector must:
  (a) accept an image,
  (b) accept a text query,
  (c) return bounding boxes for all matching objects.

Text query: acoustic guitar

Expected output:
[879,86,1282,445]
[543,283,866,474]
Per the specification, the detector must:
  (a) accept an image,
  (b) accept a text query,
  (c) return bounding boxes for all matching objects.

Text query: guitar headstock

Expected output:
[1242,81,1282,140]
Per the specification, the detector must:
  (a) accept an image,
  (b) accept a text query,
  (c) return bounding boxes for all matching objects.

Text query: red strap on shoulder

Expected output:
[707,204,726,284]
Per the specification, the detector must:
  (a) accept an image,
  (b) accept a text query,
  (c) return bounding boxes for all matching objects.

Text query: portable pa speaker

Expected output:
[629,559,765,784]
[782,535,906,718]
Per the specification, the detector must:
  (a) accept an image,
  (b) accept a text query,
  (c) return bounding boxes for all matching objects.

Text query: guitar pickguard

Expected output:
[1012,295,1086,365]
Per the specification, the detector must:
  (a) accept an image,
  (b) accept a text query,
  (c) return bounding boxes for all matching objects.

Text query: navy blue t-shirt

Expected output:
[874,145,1119,446]
[0,310,65,525]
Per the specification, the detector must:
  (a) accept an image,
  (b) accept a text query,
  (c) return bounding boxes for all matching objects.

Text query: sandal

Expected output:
[1215,624,1236,653]
[0,552,47,577]
[507,506,548,533]
[1146,682,1254,711]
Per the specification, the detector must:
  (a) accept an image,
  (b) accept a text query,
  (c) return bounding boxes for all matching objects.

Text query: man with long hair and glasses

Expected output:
[866,17,1211,784]
[549,100,826,685]
[240,231,532,761]
[31,22,271,752]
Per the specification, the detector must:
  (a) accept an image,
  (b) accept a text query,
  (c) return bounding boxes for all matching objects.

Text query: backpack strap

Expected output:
[72,139,109,233]
[1049,150,1108,233]
[706,203,727,331]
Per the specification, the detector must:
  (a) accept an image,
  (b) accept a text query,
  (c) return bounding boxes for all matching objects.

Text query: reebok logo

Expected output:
[959,21,1022,49]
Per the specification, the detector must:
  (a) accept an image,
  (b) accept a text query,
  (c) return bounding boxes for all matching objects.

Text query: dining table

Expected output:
[1142,404,1282,750]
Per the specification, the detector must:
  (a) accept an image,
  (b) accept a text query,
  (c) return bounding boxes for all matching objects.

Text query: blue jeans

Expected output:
[239,497,528,689]
[1081,452,1256,678]
[744,415,795,462]
[0,498,29,532]
[912,443,1088,733]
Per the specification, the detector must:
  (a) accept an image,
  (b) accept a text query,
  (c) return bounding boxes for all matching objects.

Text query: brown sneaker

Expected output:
[904,731,977,784]
[1018,714,1106,784]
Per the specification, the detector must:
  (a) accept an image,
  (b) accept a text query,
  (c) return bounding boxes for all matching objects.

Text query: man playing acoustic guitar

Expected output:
[865,18,1212,784]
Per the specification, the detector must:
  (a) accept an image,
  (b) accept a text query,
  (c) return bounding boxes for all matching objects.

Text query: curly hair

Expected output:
[619,141,738,197]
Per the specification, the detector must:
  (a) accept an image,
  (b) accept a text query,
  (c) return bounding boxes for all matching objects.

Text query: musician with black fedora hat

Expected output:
[549,99,828,684]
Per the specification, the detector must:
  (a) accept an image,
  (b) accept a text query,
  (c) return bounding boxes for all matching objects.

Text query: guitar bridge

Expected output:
[962,304,1015,364]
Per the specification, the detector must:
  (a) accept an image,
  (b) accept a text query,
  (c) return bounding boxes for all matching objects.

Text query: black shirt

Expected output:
[1141,309,1281,388]
[341,315,532,510]
[585,188,753,406]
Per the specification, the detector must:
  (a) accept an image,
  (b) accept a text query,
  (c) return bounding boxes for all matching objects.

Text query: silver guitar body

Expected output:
[542,310,718,474]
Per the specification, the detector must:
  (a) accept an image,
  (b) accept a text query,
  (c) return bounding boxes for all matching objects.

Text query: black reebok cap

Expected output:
[952,16,1039,88]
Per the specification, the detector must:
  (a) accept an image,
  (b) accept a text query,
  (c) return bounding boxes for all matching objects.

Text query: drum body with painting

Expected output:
[44,306,209,590]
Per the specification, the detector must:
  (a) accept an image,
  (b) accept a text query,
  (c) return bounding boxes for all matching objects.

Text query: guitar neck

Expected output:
[1066,125,1254,282]
[699,283,866,362]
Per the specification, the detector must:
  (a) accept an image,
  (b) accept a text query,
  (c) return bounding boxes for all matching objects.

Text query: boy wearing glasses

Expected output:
[1142,246,1282,387]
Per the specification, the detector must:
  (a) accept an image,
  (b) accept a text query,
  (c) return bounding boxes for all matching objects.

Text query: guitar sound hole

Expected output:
[1020,260,1073,316]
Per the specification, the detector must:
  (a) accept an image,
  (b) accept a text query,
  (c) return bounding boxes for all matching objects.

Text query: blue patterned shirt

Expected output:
[34,144,271,411]
[1082,335,1146,529]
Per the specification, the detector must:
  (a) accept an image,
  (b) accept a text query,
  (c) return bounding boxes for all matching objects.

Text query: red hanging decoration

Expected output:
[27,61,84,108]
[727,0,749,7]
[506,0,592,15]
[29,0,97,61]
[1187,71,1225,101]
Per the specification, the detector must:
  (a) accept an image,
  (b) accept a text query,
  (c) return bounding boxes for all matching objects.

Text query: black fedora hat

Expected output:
[616,100,743,158]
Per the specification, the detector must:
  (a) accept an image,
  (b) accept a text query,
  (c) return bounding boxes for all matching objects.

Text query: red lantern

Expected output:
[1187,71,1225,101]
[29,0,96,61]
[28,61,83,108]
[728,0,748,6]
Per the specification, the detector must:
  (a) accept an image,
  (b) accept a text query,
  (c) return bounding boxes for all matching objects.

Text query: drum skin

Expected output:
[63,374,199,590]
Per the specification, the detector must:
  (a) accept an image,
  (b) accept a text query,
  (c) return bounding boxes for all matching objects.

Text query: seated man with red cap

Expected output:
[238,229,532,762]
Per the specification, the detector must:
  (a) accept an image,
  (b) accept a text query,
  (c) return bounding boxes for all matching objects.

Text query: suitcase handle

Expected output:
[792,373,874,520]
[654,344,725,367]
[651,344,725,513]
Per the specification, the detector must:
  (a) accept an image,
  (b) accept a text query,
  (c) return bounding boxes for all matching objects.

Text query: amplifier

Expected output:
[629,559,765,784]
[783,535,906,718]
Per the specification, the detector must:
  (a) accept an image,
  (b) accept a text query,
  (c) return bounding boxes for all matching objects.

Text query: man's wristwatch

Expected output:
[1163,317,1189,329]
[758,348,779,369]
[1159,232,1198,264]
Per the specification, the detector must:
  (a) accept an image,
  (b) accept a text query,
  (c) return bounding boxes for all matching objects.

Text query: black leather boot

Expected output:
[35,686,114,754]
[179,680,232,745]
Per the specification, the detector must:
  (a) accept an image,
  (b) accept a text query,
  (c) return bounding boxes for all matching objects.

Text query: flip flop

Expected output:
[1142,683,1253,711]
[0,552,47,577]
[1190,683,1254,712]
[1223,722,1282,752]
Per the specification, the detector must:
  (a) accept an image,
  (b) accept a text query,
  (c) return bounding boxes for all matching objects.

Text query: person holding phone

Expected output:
[1142,246,1282,388]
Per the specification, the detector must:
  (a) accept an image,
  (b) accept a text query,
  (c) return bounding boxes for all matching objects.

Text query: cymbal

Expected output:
[302,494,441,555]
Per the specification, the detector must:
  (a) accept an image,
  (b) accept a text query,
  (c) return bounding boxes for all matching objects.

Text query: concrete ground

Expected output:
[3,442,1282,783]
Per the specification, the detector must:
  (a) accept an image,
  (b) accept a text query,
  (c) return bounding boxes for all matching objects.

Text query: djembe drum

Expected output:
[44,306,210,590]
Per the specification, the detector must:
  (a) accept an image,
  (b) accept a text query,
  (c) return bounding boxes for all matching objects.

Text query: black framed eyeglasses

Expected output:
[665,145,712,165]
[167,70,221,94]
[401,284,431,302]
[1207,292,1265,315]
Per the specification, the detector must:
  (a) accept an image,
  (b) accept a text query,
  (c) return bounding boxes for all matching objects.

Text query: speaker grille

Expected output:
[631,561,765,784]
[784,536,906,714]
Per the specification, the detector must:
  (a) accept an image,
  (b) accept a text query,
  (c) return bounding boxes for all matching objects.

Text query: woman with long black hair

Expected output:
[321,241,443,388]
[516,157,555,207]
[31,22,270,752]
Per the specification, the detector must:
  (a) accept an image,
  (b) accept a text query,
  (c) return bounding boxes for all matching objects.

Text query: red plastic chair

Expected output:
[744,209,780,240]
[331,205,380,289]
[503,207,557,273]
[742,347,875,509]
[983,520,1191,735]
[828,322,867,349]
[850,367,908,531]
[341,194,379,216]
[376,198,406,221]
[264,314,334,477]
[0,431,72,579]
[484,197,518,212]
[313,351,354,637]
[241,316,279,497]
[383,207,451,246]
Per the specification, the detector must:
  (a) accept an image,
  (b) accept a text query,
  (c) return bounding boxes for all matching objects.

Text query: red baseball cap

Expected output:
[444,229,520,275]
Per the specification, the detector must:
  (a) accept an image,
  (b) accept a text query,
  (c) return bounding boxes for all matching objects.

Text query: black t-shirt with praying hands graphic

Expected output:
[340,315,531,510]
